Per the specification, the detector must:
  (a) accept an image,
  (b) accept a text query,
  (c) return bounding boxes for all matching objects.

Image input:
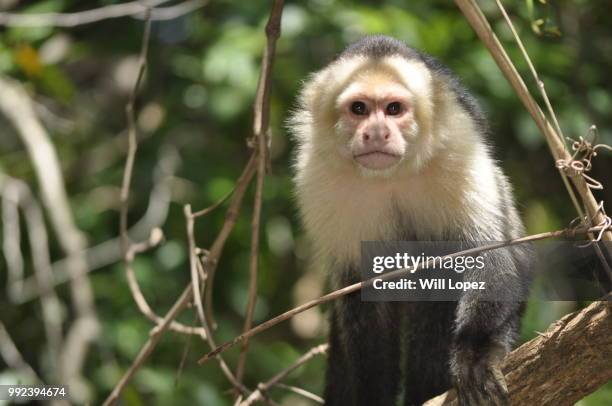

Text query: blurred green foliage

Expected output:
[0,0,611,405]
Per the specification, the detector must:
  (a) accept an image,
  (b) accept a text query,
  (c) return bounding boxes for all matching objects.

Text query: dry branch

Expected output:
[102,286,194,406]
[103,7,199,403]
[106,154,260,400]
[111,5,202,337]
[204,154,257,327]
[0,0,208,27]
[15,147,180,303]
[198,225,608,364]
[424,299,612,405]
[0,321,41,383]
[236,0,285,385]
[106,2,259,397]
[0,74,98,398]
[241,343,329,406]
[116,6,204,337]
[0,176,64,372]
[453,0,612,244]
[183,157,273,401]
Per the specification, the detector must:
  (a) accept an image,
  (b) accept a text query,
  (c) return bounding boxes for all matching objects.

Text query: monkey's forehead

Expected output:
[336,35,424,62]
[317,56,433,103]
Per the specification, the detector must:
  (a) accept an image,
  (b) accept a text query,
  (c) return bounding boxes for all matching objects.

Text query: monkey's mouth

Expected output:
[354,151,402,170]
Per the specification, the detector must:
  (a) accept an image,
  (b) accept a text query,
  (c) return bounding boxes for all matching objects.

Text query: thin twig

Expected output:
[275,384,325,404]
[185,204,207,328]
[102,285,194,406]
[453,0,612,245]
[124,231,207,337]
[204,154,258,328]
[0,75,98,394]
[188,186,260,401]
[179,161,277,401]
[192,187,235,218]
[198,224,609,364]
[0,0,169,27]
[1,177,25,302]
[139,0,209,21]
[0,0,209,27]
[490,0,612,282]
[235,0,285,386]
[15,147,180,303]
[120,6,152,254]
[0,177,64,373]
[0,321,41,383]
[116,5,205,336]
[496,0,584,218]
[103,8,203,403]
[241,344,328,406]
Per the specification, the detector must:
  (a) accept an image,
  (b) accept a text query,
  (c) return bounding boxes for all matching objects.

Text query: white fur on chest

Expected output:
[295,148,502,267]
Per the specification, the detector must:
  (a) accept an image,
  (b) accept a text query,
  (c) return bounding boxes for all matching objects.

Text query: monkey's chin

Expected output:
[353,153,402,178]
[354,152,401,170]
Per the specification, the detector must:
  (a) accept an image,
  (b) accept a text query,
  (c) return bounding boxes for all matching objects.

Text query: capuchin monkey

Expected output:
[289,36,532,405]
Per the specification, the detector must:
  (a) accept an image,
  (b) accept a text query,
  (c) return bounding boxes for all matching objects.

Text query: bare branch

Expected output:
[102,285,194,406]
[191,186,234,218]
[139,0,209,21]
[15,146,179,303]
[424,299,612,405]
[179,159,273,401]
[274,384,324,404]
[0,0,170,27]
[113,5,207,338]
[109,152,257,401]
[236,0,284,385]
[453,0,612,244]
[1,176,26,302]
[0,176,64,372]
[120,7,153,255]
[241,344,328,406]
[0,0,209,27]
[0,321,41,383]
[185,204,207,328]
[0,75,98,396]
[489,0,612,280]
[187,178,262,400]
[198,225,609,364]
[204,154,257,328]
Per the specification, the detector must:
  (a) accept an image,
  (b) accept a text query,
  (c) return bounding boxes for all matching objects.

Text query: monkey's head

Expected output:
[291,37,451,178]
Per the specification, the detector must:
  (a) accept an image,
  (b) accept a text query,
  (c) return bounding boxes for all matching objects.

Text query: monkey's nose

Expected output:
[363,130,390,144]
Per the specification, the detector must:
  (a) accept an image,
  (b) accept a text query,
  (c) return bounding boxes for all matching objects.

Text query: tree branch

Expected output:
[0,0,203,27]
[0,74,98,400]
[204,154,257,328]
[0,320,41,383]
[0,176,64,374]
[14,146,180,304]
[236,0,284,385]
[424,299,612,405]
[102,286,194,406]
[453,0,612,244]
[241,343,328,406]
[198,225,608,364]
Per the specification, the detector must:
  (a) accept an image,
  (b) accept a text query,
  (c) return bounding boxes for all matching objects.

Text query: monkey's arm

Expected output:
[451,249,527,406]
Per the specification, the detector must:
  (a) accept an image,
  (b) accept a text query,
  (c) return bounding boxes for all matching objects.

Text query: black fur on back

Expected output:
[337,35,488,135]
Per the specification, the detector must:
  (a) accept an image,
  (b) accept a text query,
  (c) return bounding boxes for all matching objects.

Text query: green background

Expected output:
[0,0,611,405]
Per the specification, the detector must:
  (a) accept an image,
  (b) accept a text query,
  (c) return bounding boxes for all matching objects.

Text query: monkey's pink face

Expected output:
[336,81,415,172]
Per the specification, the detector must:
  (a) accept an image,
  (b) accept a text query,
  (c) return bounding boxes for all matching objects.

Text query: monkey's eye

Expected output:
[386,102,402,116]
[350,101,368,115]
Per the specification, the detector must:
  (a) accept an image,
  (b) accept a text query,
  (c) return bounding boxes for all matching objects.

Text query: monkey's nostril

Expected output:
[364,134,370,141]
[384,133,390,140]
